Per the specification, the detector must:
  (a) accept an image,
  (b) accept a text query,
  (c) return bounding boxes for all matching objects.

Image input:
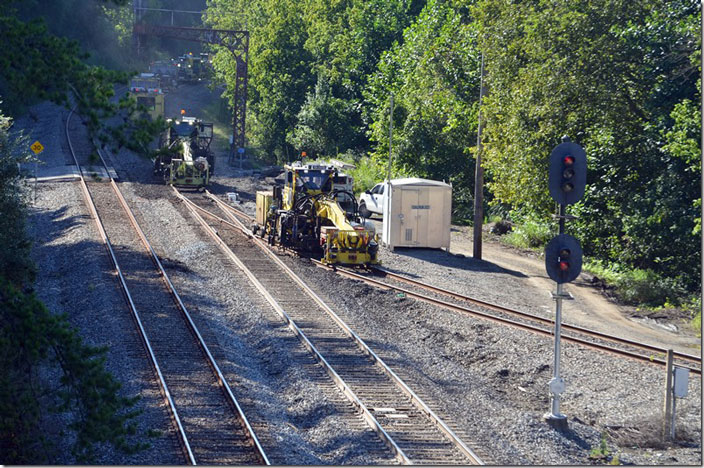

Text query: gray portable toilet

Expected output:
[382,178,452,250]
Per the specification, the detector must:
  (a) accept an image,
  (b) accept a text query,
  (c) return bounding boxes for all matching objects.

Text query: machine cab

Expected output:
[283,163,335,210]
[129,73,165,120]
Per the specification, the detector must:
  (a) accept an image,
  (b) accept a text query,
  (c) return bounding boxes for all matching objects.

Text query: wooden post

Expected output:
[473,54,487,259]
[387,93,394,182]
[662,349,674,440]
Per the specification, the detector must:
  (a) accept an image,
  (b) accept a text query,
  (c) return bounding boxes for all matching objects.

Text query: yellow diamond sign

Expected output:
[30,140,44,155]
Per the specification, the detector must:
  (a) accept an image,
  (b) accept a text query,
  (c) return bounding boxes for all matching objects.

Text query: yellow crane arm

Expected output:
[314,198,354,231]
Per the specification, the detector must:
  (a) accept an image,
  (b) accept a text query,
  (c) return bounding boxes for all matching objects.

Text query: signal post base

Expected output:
[543,412,569,431]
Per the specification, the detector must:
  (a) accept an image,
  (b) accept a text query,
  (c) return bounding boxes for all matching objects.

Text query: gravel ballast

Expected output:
[18,88,701,465]
[27,181,182,464]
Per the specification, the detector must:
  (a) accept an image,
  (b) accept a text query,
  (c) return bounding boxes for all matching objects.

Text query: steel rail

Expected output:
[103,162,269,466]
[212,198,253,222]
[96,88,268,464]
[202,190,485,465]
[313,262,702,375]
[371,266,701,365]
[200,196,701,373]
[68,107,269,464]
[174,189,410,464]
[65,108,196,464]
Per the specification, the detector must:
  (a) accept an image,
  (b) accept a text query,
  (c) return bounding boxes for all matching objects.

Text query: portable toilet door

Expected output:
[399,186,420,245]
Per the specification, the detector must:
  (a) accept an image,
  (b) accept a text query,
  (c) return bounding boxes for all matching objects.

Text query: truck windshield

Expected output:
[297,170,332,191]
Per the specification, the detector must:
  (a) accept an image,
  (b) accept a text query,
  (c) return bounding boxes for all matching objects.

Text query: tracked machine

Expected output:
[153,116,214,189]
[254,162,380,266]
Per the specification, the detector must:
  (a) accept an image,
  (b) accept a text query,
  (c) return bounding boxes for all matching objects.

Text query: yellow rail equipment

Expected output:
[254,162,379,266]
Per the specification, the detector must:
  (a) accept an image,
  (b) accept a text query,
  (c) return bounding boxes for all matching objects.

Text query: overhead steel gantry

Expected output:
[133,17,250,164]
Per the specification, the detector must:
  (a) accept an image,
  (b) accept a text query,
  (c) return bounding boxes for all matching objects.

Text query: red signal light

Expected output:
[559,261,570,271]
[563,155,575,165]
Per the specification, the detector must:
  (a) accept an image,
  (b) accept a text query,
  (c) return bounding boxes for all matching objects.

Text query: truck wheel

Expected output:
[359,202,371,218]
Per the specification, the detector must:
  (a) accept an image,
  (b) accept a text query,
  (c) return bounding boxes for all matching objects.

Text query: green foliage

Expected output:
[663,96,702,236]
[475,0,701,293]
[0,2,163,158]
[692,308,701,337]
[336,152,387,194]
[0,111,148,463]
[613,269,686,306]
[287,75,360,157]
[365,0,481,219]
[207,0,315,163]
[585,260,692,307]
[206,0,418,163]
[0,277,147,463]
[501,219,552,249]
[589,431,620,464]
[206,0,701,300]
[0,113,35,285]
[590,432,611,459]
[107,100,168,156]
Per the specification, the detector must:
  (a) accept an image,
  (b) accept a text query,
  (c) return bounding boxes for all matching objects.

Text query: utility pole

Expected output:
[387,93,394,182]
[473,54,487,259]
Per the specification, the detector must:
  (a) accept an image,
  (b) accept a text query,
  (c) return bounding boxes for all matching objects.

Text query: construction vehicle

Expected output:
[176,52,209,83]
[254,161,380,266]
[129,73,165,120]
[149,60,178,91]
[153,115,214,189]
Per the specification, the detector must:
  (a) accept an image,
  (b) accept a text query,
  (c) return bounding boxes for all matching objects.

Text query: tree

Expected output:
[0,112,147,464]
[365,0,481,218]
[0,0,164,157]
[206,0,421,162]
[287,74,359,156]
[474,0,701,291]
[206,0,315,163]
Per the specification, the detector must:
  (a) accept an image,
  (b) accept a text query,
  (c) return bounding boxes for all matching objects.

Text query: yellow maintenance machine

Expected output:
[129,73,165,120]
[153,116,214,190]
[254,162,380,266]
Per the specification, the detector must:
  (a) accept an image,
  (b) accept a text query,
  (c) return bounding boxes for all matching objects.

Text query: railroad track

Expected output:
[65,109,268,465]
[207,198,702,375]
[320,264,702,375]
[175,190,486,465]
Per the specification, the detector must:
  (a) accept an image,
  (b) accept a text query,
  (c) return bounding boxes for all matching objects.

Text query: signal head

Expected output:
[548,140,587,205]
[545,234,583,284]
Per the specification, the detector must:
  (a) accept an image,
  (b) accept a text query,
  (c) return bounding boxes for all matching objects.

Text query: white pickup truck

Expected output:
[358,182,386,218]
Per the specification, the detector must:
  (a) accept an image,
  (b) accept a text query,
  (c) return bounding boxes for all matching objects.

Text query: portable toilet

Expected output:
[382,178,452,250]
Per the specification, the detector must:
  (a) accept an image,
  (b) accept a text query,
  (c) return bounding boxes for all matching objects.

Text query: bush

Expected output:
[0,111,148,463]
[586,260,693,308]
[0,277,147,463]
[692,308,701,337]
[502,219,552,249]
[336,152,386,194]
[614,269,686,306]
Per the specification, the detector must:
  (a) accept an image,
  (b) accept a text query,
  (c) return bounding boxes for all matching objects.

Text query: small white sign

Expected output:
[673,367,689,398]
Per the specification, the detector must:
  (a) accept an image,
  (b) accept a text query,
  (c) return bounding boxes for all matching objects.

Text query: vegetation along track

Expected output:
[209,199,701,375]
[65,109,269,465]
[174,190,486,465]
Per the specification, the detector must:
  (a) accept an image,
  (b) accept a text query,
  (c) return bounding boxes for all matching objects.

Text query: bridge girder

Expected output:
[133,23,249,162]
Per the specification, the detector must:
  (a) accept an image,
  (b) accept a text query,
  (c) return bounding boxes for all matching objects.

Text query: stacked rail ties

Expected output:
[65,108,268,465]
[173,191,486,465]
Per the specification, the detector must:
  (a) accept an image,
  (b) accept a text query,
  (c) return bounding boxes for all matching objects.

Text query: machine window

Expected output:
[137,96,156,111]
